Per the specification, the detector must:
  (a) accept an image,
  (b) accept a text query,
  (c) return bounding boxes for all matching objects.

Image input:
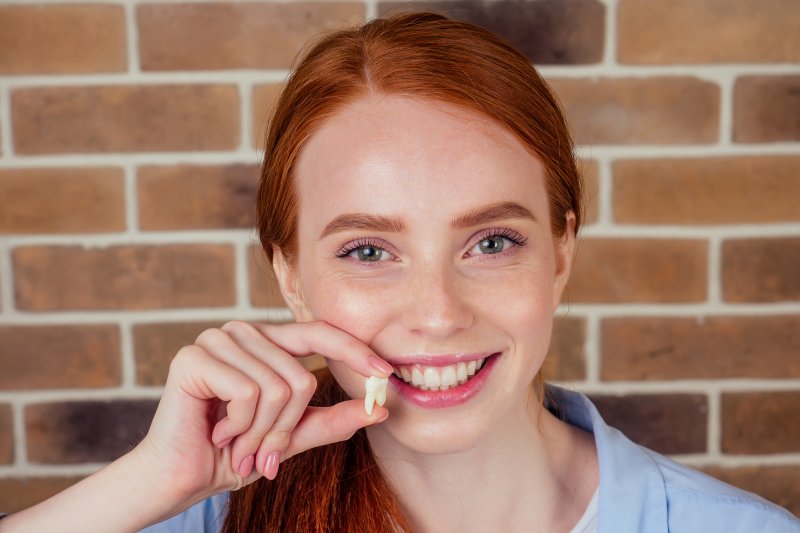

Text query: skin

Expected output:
[273,93,600,532]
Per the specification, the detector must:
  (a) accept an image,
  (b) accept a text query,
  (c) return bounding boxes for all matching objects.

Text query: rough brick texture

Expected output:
[722,392,800,454]
[13,245,236,310]
[549,77,719,145]
[734,76,800,142]
[618,0,800,64]
[138,165,259,230]
[0,325,121,390]
[379,0,605,64]
[566,239,708,303]
[0,167,126,234]
[0,405,12,464]
[722,238,800,302]
[613,157,800,224]
[12,85,239,154]
[601,316,800,380]
[26,400,159,464]
[0,5,126,74]
[700,466,800,515]
[590,394,707,455]
[138,3,365,70]
[0,477,87,514]
[248,244,290,308]
[545,317,586,381]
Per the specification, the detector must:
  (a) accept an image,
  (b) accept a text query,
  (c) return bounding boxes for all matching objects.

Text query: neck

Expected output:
[365,389,598,533]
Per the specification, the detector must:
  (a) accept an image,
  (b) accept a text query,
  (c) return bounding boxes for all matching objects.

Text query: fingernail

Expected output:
[264,451,281,480]
[368,355,394,376]
[237,454,255,477]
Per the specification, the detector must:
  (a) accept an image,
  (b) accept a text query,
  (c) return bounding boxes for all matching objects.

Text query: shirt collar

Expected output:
[544,384,669,532]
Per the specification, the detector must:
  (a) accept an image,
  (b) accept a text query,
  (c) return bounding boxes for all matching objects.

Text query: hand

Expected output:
[131,320,393,514]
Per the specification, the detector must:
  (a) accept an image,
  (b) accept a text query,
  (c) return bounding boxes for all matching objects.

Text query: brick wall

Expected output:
[1,0,798,516]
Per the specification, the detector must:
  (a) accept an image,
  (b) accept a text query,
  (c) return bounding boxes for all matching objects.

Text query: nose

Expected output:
[400,261,474,340]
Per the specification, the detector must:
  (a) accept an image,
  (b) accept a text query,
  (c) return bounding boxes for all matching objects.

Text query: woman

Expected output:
[1,12,797,533]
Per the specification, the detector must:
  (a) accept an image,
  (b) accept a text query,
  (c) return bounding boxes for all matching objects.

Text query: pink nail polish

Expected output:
[264,451,281,480]
[369,355,393,376]
[237,454,255,477]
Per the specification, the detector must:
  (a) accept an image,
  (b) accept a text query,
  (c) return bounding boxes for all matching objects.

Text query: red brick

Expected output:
[0,476,86,513]
[618,0,800,64]
[601,316,800,381]
[566,238,707,303]
[613,157,800,224]
[0,404,12,464]
[0,5,126,74]
[722,391,800,454]
[138,164,258,230]
[137,3,364,71]
[701,465,800,516]
[543,317,586,381]
[548,77,719,145]
[13,244,236,311]
[722,238,800,302]
[0,167,125,234]
[378,1,605,64]
[580,159,599,225]
[251,83,284,148]
[734,76,800,143]
[0,325,121,390]
[26,400,159,463]
[248,244,289,308]
[11,85,239,154]
[589,393,707,454]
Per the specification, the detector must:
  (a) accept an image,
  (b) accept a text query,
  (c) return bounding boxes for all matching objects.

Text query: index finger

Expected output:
[250,320,394,378]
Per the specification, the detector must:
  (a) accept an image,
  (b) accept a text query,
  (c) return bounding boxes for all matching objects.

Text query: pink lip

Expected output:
[386,352,495,367]
[389,352,501,409]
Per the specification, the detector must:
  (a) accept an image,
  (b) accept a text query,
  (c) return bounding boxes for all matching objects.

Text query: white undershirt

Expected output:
[568,486,599,533]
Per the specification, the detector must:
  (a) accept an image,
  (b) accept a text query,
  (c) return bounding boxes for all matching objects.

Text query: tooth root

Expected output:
[376,384,387,406]
[365,391,376,415]
[364,376,388,414]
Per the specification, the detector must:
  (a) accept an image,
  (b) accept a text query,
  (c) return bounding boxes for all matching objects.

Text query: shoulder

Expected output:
[138,491,229,532]
[644,451,800,532]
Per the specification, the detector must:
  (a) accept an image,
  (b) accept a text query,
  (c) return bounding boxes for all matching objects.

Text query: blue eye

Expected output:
[335,239,391,262]
[469,229,528,256]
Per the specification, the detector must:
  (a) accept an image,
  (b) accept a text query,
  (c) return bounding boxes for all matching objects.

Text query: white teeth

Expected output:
[476,358,484,370]
[394,356,493,391]
[364,376,388,416]
[411,367,424,386]
[467,360,476,376]
[423,367,441,388]
[456,362,468,383]
[400,367,412,382]
[440,366,457,388]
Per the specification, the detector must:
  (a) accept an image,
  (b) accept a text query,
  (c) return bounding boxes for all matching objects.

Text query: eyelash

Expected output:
[333,228,528,262]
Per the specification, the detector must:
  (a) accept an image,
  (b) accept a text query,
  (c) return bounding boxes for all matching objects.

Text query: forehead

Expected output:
[293,94,547,233]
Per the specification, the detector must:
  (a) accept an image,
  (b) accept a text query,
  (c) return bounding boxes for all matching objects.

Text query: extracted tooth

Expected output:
[364,376,388,415]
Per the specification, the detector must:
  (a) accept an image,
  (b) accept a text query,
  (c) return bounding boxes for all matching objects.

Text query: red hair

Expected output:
[225,11,584,532]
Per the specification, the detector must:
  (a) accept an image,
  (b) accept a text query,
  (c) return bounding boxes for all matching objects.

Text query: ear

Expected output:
[271,245,313,322]
[552,211,577,311]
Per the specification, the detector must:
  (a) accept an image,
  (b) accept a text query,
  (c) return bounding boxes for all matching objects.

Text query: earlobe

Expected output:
[271,246,312,322]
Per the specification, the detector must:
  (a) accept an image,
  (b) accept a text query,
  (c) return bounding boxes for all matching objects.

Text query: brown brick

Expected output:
[543,317,586,381]
[580,159,599,225]
[0,5,126,74]
[379,0,604,64]
[734,76,800,143]
[11,85,239,155]
[248,244,289,308]
[701,465,800,516]
[0,325,121,390]
[722,391,800,454]
[613,157,800,224]
[722,238,800,303]
[0,167,125,234]
[589,394,707,454]
[548,77,719,145]
[13,244,236,311]
[565,238,707,303]
[134,320,324,386]
[0,476,86,514]
[0,404,12,464]
[26,400,159,463]
[138,164,258,230]
[602,316,800,381]
[252,84,284,148]
[138,3,364,71]
[618,0,800,64]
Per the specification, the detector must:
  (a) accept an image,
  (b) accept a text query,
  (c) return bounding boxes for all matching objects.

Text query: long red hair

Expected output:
[225,11,584,532]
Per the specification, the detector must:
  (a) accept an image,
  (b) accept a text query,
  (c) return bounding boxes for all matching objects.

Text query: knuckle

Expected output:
[238,382,260,402]
[195,327,226,346]
[221,320,253,335]
[291,371,317,397]
[265,382,291,405]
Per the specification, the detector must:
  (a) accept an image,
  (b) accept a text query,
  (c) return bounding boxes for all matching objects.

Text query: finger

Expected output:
[251,320,394,378]
[282,399,389,462]
[169,346,260,447]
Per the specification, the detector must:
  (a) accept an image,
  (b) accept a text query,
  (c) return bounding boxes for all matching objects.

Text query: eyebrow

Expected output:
[318,201,536,240]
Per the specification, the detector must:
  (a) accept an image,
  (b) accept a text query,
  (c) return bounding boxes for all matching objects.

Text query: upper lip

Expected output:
[383,352,499,367]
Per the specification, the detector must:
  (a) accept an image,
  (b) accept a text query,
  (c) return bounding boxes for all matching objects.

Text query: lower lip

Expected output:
[389,353,501,409]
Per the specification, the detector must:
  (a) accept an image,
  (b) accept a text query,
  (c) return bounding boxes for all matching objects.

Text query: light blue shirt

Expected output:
[10,386,797,532]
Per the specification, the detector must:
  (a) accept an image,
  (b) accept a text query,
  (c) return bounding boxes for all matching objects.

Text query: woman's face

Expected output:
[277,93,574,454]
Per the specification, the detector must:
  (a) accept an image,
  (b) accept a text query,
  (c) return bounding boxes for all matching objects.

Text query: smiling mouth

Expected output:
[391,355,495,391]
